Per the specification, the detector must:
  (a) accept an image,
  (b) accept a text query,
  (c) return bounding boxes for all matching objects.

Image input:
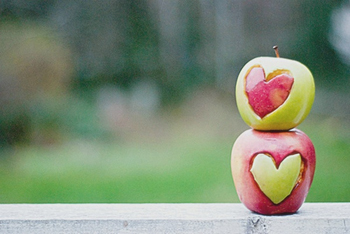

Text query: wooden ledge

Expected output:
[0,203,349,233]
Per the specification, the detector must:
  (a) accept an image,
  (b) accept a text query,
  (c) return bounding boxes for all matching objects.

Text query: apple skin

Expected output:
[231,128,316,215]
[236,57,315,131]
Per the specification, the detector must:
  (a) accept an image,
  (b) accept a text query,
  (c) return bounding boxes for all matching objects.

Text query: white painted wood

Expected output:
[0,203,349,233]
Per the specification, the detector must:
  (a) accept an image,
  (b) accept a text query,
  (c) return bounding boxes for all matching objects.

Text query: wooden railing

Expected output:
[0,203,348,233]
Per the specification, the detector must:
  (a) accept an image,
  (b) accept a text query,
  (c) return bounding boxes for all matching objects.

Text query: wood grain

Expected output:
[0,203,349,233]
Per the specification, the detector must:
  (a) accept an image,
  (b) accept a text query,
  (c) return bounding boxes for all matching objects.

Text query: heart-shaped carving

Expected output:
[245,67,294,118]
[250,153,302,204]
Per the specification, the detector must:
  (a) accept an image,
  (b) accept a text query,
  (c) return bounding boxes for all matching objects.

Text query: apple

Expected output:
[235,47,315,130]
[231,128,316,215]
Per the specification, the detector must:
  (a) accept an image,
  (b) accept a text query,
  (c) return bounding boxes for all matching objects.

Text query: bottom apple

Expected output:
[231,128,316,215]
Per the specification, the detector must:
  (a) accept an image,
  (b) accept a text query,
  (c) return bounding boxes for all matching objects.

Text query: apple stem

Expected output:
[273,45,280,58]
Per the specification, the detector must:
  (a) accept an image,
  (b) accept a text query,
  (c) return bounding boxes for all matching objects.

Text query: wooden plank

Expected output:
[0,203,349,233]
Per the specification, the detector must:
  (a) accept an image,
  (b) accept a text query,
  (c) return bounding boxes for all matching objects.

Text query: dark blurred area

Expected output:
[0,0,349,147]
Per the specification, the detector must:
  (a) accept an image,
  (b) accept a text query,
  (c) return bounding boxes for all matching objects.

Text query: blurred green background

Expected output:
[0,0,350,203]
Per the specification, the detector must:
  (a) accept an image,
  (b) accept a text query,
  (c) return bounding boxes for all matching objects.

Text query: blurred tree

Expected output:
[48,0,347,99]
[330,1,350,69]
[0,0,348,146]
[0,22,73,146]
[294,0,346,89]
[0,0,54,21]
[50,0,161,89]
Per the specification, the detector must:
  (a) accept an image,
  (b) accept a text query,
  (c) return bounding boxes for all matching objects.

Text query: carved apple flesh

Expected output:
[246,67,294,118]
[235,56,315,131]
[250,153,302,204]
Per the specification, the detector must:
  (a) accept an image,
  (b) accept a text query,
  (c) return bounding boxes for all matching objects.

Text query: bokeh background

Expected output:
[0,0,350,203]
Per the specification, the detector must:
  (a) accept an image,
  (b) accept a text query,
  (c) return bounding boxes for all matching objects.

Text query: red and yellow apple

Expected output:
[235,55,315,131]
[231,128,316,215]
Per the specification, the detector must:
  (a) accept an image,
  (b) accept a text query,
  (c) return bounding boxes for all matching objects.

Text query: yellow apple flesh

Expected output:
[250,153,302,204]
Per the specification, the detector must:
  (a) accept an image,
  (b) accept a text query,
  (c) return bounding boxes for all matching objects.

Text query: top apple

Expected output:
[236,51,315,131]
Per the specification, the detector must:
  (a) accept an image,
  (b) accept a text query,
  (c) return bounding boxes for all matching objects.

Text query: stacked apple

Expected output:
[231,46,316,215]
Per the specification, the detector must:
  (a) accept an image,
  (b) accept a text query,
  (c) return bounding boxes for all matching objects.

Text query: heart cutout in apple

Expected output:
[250,153,302,204]
[245,66,294,118]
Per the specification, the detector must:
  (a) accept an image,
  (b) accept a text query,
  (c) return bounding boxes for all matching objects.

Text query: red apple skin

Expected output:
[231,128,316,215]
[245,66,294,118]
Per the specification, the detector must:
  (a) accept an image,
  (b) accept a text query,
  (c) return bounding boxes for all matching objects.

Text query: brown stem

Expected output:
[273,45,280,58]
